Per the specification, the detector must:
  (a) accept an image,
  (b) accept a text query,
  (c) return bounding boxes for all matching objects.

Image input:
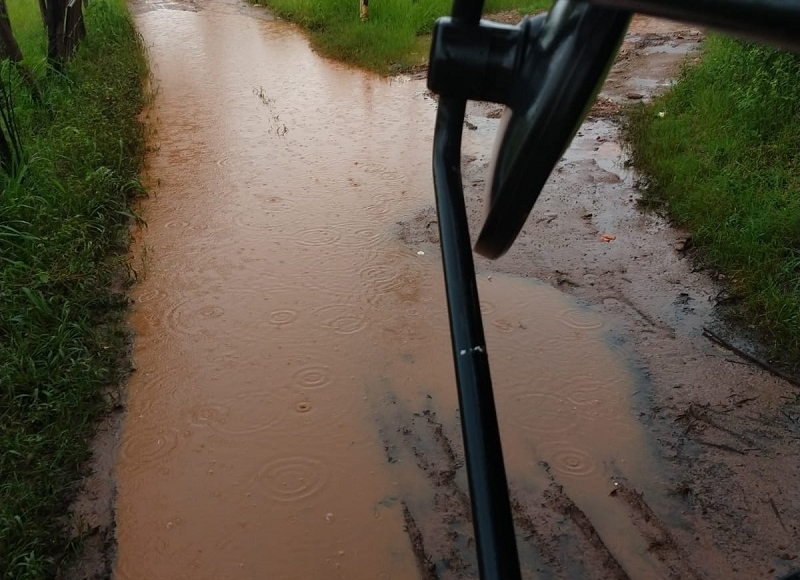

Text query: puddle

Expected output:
[117,2,665,579]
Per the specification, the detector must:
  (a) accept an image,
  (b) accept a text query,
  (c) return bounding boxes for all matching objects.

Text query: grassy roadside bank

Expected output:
[0,1,147,578]
[251,0,549,72]
[624,36,800,362]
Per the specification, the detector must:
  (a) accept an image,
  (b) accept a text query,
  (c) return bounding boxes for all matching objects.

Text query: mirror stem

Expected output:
[432,95,523,580]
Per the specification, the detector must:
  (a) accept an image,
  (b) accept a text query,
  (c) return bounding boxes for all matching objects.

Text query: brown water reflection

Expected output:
[117,2,661,579]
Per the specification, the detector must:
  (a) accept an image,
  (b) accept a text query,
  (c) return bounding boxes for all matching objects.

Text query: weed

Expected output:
[253,85,274,106]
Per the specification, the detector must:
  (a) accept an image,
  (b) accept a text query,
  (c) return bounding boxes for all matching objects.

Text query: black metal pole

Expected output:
[432,95,523,580]
[450,0,482,25]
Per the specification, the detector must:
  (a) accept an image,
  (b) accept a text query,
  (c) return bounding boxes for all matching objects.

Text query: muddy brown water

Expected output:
[116,3,680,580]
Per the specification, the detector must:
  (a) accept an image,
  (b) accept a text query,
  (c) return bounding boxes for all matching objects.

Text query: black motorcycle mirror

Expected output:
[431,0,800,259]
[426,1,800,579]
[475,3,630,258]
[426,2,631,578]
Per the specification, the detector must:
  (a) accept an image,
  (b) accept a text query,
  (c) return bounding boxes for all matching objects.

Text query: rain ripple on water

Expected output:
[254,456,330,502]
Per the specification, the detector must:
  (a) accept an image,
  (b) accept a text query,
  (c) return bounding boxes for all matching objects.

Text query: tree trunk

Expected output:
[0,0,41,102]
[0,0,24,62]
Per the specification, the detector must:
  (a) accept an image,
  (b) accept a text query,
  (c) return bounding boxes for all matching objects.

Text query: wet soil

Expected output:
[399,14,800,580]
[70,4,800,580]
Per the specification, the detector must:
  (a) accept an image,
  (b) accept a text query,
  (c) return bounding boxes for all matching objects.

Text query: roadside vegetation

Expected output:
[624,36,800,363]
[0,1,147,578]
[250,0,549,72]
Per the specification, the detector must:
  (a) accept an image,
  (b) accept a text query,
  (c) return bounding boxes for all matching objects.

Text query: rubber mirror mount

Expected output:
[475,1,631,259]
[429,17,537,106]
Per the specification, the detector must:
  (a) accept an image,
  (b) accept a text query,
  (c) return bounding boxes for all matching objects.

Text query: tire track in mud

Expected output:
[402,502,439,580]
[373,392,700,580]
[512,482,630,580]
[378,393,476,580]
[609,479,705,580]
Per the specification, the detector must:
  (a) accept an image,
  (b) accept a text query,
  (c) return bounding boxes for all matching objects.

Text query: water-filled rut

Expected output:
[117,2,660,579]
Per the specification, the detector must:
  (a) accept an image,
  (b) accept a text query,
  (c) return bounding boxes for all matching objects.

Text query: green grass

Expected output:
[6,2,47,66]
[253,0,551,72]
[0,1,147,578]
[624,36,800,361]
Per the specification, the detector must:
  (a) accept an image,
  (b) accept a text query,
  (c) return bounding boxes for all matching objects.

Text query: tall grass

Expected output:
[0,1,147,578]
[254,0,551,71]
[624,36,800,361]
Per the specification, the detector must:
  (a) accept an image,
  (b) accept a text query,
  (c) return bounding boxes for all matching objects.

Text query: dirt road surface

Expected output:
[400,14,800,580]
[70,5,800,580]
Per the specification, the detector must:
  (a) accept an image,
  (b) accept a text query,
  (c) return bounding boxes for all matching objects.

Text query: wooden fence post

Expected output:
[64,0,86,57]
[360,0,368,21]
[40,0,86,68]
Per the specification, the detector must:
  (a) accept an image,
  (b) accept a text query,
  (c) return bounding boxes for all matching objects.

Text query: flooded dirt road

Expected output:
[110,2,800,579]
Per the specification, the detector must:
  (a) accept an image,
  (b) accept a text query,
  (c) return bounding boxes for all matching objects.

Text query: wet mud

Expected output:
[97,4,800,580]
[401,14,800,580]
